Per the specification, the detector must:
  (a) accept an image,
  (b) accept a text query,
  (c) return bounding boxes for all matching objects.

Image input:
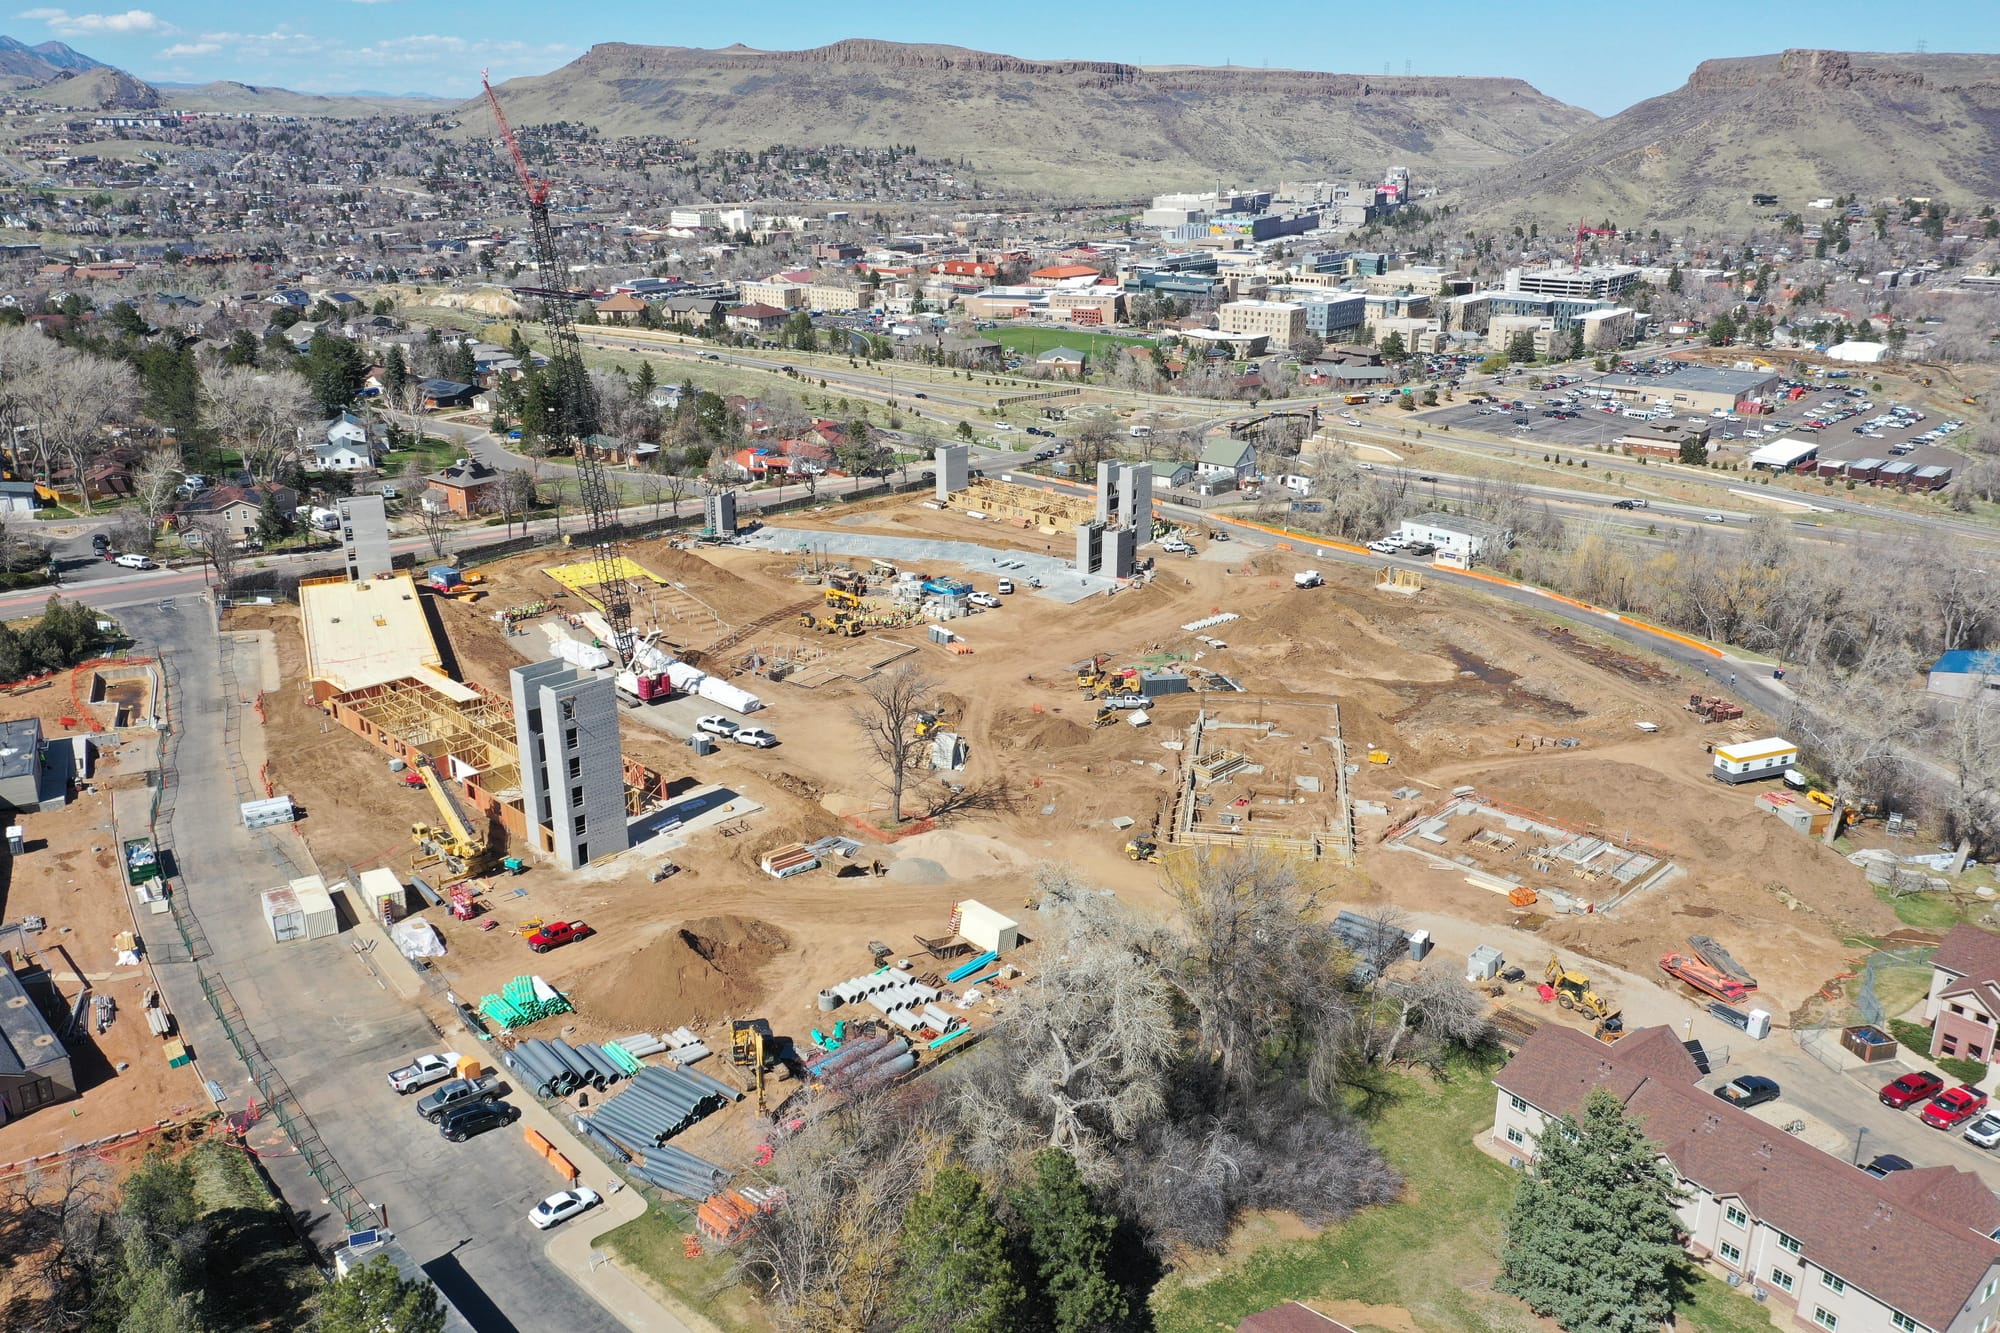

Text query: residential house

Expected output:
[1147,459,1197,489]
[936,333,1003,366]
[581,434,659,468]
[0,481,39,514]
[1237,1306,1357,1333]
[593,292,649,324]
[418,379,477,411]
[1035,346,1087,377]
[664,295,726,326]
[1926,925,2000,1063]
[1494,1024,2000,1333]
[423,457,502,516]
[176,483,298,540]
[1195,438,1258,484]
[727,447,778,480]
[724,303,789,335]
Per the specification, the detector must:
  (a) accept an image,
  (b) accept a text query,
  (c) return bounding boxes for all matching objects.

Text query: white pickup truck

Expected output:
[1293,570,1324,589]
[387,1051,460,1095]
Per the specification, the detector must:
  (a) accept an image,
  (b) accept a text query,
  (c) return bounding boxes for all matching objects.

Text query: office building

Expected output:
[1218,300,1307,345]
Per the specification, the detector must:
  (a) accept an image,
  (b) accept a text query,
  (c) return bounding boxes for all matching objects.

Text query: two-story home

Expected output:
[1925,925,2000,1066]
[1495,1024,2000,1333]
[1196,438,1259,485]
[423,457,502,516]
[309,412,379,473]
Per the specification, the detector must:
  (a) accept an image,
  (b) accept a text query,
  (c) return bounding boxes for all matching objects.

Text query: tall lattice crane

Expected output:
[481,70,634,659]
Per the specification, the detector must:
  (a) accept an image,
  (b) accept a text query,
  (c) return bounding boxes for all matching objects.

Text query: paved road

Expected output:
[126,601,623,1333]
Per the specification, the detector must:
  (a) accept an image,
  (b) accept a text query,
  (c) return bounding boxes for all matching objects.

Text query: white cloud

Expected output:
[347,34,573,67]
[17,8,166,36]
[160,40,217,57]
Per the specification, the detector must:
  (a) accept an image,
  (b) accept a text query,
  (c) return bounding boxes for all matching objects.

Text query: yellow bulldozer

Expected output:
[1543,955,1616,1021]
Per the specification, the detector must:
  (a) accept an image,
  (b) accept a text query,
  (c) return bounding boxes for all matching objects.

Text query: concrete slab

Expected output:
[627,783,764,849]
[738,525,1120,604]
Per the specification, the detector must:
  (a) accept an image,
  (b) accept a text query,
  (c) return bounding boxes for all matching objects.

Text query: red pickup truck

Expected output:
[527,920,594,953]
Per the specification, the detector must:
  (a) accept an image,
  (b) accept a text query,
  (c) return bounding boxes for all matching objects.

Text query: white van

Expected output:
[1128,425,1152,438]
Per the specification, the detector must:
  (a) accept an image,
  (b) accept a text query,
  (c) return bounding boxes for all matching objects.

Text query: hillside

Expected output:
[0,33,106,86]
[159,81,444,117]
[1461,50,2000,228]
[36,66,159,110]
[463,40,1598,197]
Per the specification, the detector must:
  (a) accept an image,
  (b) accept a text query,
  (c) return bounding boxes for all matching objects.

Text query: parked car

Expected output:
[996,578,1014,595]
[439,1099,519,1142]
[967,591,1001,608]
[114,553,158,569]
[732,727,778,748]
[416,1076,498,1123]
[91,533,111,553]
[526,920,594,953]
[1713,1075,1780,1109]
[1861,1153,1914,1178]
[528,1186,602,1230]
[1965,1114,2000,1149]
[387,1052,460,1095]
[1880,1071,1945,1109]
[1922,1085,1990,1129]
[696,715,740,739]
[1612,499,1637,510]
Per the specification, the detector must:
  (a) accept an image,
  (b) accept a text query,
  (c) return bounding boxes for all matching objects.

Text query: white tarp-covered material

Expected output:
[665,660,707,691]
[694,676,762,713]
[549,636,612,671]
[630,639,675,674]
[390,917,446,959]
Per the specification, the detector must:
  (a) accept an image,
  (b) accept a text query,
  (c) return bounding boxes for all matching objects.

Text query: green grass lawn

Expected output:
[991,326,1155,361]
[1150,1059,1776,1333]
[599,1199,773,1333]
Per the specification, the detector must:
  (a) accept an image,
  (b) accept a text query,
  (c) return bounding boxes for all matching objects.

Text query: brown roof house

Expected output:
[724,302,788,335]
[423,457,502,517]
[176,483,298,541]
[593,292,649,325]
[1494,1023,2000,1333]
[1926,925,2000,1066]
[1238,1305,1359,1333]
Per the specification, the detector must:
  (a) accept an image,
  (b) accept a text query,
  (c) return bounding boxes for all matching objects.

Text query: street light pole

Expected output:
[1852,1125,1869,1166]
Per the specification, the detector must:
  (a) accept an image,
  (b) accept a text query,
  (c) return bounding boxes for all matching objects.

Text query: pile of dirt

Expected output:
[992,703,1091,752]
[569,914,791,1031]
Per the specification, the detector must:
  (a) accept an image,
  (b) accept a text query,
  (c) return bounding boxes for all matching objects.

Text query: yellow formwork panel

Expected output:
[544,556,665,598]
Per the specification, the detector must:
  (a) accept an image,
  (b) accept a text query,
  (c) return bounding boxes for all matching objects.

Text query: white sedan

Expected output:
[528,1186,602,1230]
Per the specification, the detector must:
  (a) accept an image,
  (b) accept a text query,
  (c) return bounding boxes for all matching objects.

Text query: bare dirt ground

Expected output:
[0,668,209,1164]
[238,492,1899,1167]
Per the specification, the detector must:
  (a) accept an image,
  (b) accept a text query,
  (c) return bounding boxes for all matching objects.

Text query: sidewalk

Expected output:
[513,1089,716,1333]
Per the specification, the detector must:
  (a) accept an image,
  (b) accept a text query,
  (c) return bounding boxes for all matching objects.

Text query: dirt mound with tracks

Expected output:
[569,914,791,1032]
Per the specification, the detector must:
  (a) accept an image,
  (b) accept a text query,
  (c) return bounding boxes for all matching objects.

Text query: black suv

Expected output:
[438,1099,519,1142]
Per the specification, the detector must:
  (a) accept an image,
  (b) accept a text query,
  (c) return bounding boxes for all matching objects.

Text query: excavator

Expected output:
[731,1018,773,1115]
[1074,654,1112,692]
[409,756,490,884]
[914,709,949,741]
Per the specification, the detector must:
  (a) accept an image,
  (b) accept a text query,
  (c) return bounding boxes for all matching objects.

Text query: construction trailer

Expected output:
[1712,737,1798,784]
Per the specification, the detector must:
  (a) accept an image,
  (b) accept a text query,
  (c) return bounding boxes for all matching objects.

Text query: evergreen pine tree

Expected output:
[892,1166,1025,1333]
[1497,1088,1687,1333]
[1010,1149,1128,1333]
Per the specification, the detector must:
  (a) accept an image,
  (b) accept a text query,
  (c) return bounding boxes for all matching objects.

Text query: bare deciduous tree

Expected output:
[1165,849,1354,1104]
[419,500,453,560]
[848,663,936,823]
[38,355,138,513]
[200,363,313,484]
[129,450,183,552]
[1785,646,1926,844]
[1378,964,1493,1067]
[0,1153,113,1333]
[191,517,238,590]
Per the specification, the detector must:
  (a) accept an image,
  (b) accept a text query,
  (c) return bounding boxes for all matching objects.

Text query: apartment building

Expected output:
[1495,1025,2000,1333]
[1217,299,1306,345]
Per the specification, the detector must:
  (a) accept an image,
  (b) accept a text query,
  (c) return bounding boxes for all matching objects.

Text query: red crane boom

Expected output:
[480,71,634,660]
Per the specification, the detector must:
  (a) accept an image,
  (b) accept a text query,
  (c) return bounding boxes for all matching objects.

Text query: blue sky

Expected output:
[8,1,1997,113]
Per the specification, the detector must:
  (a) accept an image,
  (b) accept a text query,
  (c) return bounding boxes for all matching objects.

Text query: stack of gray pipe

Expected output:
[625,1143,731,1199]
[807,1033,892,1079]
[830,1036,914,1089]
[588,1065,730,1150]
[612,1031,666,1058]
[572,1114,632,1163]
[506,1039,625,1097]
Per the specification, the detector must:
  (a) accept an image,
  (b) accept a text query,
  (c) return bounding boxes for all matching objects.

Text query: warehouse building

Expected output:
[1592,366,1780,415]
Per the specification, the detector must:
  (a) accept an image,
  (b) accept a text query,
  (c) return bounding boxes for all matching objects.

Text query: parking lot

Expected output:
[1418,374,1971,475]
